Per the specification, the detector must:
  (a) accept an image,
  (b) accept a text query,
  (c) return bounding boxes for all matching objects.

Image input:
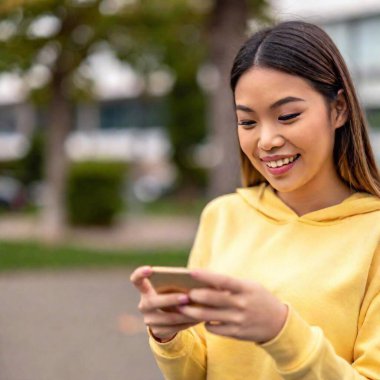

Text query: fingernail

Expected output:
[178,295,189,305]
[143,267,152,275]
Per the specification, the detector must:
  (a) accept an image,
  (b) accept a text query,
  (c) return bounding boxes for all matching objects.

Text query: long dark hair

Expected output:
[230,21,380,197]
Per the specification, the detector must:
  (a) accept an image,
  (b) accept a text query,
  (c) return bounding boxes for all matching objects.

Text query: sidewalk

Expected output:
[0,214,200,380]
[0,268,163,380]
[0,214,199,250]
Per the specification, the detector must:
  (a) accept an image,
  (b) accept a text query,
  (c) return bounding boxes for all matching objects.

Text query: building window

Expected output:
[354,16,380,76]
[100,97,168,130]
[0,105,17,133]
[324,23,352,68]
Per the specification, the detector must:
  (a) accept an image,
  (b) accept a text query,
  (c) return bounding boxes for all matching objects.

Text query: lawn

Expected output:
[140,197,208,216]
[0,240,189,272]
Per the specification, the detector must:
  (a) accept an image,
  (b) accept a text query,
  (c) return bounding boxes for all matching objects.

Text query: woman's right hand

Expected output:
[130,266,199,342]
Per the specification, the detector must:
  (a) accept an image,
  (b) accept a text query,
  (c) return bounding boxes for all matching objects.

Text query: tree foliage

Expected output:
[0,0,213,194]
[0,0,270,233]
[0,0,211,100]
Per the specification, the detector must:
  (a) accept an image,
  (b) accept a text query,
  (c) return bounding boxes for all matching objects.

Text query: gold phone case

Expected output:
[150,266,206,294]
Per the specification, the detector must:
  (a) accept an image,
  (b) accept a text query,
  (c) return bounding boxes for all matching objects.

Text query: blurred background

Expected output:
[0,0,379,379]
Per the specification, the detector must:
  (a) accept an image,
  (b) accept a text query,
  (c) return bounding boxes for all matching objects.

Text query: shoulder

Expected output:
[197,187,263,228]
[200,191,249,219]
[204,192,243,210]
[353,194,380,227]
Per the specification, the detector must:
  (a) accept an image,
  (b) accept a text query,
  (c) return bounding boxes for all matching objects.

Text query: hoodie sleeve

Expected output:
[148,203,215,380]
[260,245,380,380]
[148,323,207,380]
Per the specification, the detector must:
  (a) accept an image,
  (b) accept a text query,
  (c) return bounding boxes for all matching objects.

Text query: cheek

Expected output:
[298,123,335,158]
[238,131,255,157]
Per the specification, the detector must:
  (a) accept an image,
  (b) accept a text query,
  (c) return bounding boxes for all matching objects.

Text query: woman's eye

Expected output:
[238,120,256,128]
[278,112,301,121]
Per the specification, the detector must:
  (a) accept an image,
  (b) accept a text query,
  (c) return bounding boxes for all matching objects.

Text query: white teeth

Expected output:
[266,154,298,168]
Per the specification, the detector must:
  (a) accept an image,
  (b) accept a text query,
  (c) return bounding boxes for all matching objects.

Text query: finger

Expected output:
[144,311,197,327]
[139,293,190,313]
[190,269,244,294]
[130,266,154,294]
[189,288,236,308]
[179,305,239,324]
[149,323,196,338]
[205,322,237,337]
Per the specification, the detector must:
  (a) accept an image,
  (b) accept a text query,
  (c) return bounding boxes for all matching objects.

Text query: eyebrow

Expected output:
[235,96,305,112]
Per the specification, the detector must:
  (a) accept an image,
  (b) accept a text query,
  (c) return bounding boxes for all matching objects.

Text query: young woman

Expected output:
[130,21,380,379]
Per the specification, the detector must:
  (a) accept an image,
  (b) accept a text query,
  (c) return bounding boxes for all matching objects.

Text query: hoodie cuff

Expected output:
[148,328,194,359]
[260,304,323,374]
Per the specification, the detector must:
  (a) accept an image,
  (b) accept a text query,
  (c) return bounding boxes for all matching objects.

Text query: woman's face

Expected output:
[235,67,346,195]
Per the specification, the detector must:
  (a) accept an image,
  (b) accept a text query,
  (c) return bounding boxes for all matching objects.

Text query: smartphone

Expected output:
[149,266,207,294]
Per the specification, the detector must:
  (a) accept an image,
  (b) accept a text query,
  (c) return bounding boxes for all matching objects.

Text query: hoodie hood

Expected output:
[236,183,380,224]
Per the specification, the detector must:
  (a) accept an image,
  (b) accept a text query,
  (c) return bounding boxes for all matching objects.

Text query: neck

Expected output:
[275,175,354,217]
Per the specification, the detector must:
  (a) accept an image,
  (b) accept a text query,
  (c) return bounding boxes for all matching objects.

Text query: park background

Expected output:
[0,0,380,379]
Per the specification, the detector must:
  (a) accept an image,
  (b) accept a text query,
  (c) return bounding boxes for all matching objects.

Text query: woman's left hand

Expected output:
[179,269,288,344]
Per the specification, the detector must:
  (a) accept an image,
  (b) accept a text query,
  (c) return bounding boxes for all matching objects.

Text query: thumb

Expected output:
[130,266,155,295]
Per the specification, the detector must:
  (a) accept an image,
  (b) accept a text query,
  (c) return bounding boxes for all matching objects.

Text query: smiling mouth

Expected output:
[264,154,301,168]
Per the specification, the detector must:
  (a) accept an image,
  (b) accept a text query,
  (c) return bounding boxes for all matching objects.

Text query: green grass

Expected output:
[140,197,208,216]
[0,241,189,272]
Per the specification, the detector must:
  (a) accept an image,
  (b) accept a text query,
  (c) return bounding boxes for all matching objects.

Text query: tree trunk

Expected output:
[207,0,249,197]
[41,76,72,242]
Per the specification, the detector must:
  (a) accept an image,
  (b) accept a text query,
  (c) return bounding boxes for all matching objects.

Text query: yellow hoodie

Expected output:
[149,183,380,380]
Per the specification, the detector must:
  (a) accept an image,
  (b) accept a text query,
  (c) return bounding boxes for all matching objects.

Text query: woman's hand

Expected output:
[130,266,199,342]
[179,269,288,344]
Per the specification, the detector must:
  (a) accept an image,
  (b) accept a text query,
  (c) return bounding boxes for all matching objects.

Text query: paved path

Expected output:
[0,269,164,380]
[0,214,199,379]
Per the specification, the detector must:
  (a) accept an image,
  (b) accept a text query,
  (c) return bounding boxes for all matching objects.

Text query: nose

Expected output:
[257,124,285,151]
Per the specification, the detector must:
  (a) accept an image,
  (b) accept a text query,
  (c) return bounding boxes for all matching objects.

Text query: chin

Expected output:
[266,178,304,194]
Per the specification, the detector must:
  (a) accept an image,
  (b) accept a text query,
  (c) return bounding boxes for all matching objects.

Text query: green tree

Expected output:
[0,0,133,239]
[0,0,208,239]
[206,0,270,197]
[0,0,269,239]
[141,0,270,197]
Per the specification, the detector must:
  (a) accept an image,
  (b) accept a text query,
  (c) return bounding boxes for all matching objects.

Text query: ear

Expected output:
[331,89,348,130]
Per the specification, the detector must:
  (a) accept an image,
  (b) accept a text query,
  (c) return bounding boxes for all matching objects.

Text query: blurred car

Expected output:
[0,175,27,210]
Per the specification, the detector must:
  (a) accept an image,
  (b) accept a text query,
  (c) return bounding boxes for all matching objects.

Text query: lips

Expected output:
[263,154,301,176]
[262,154,301,168]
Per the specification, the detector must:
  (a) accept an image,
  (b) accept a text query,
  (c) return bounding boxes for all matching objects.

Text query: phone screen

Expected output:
[150,267,207,294]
